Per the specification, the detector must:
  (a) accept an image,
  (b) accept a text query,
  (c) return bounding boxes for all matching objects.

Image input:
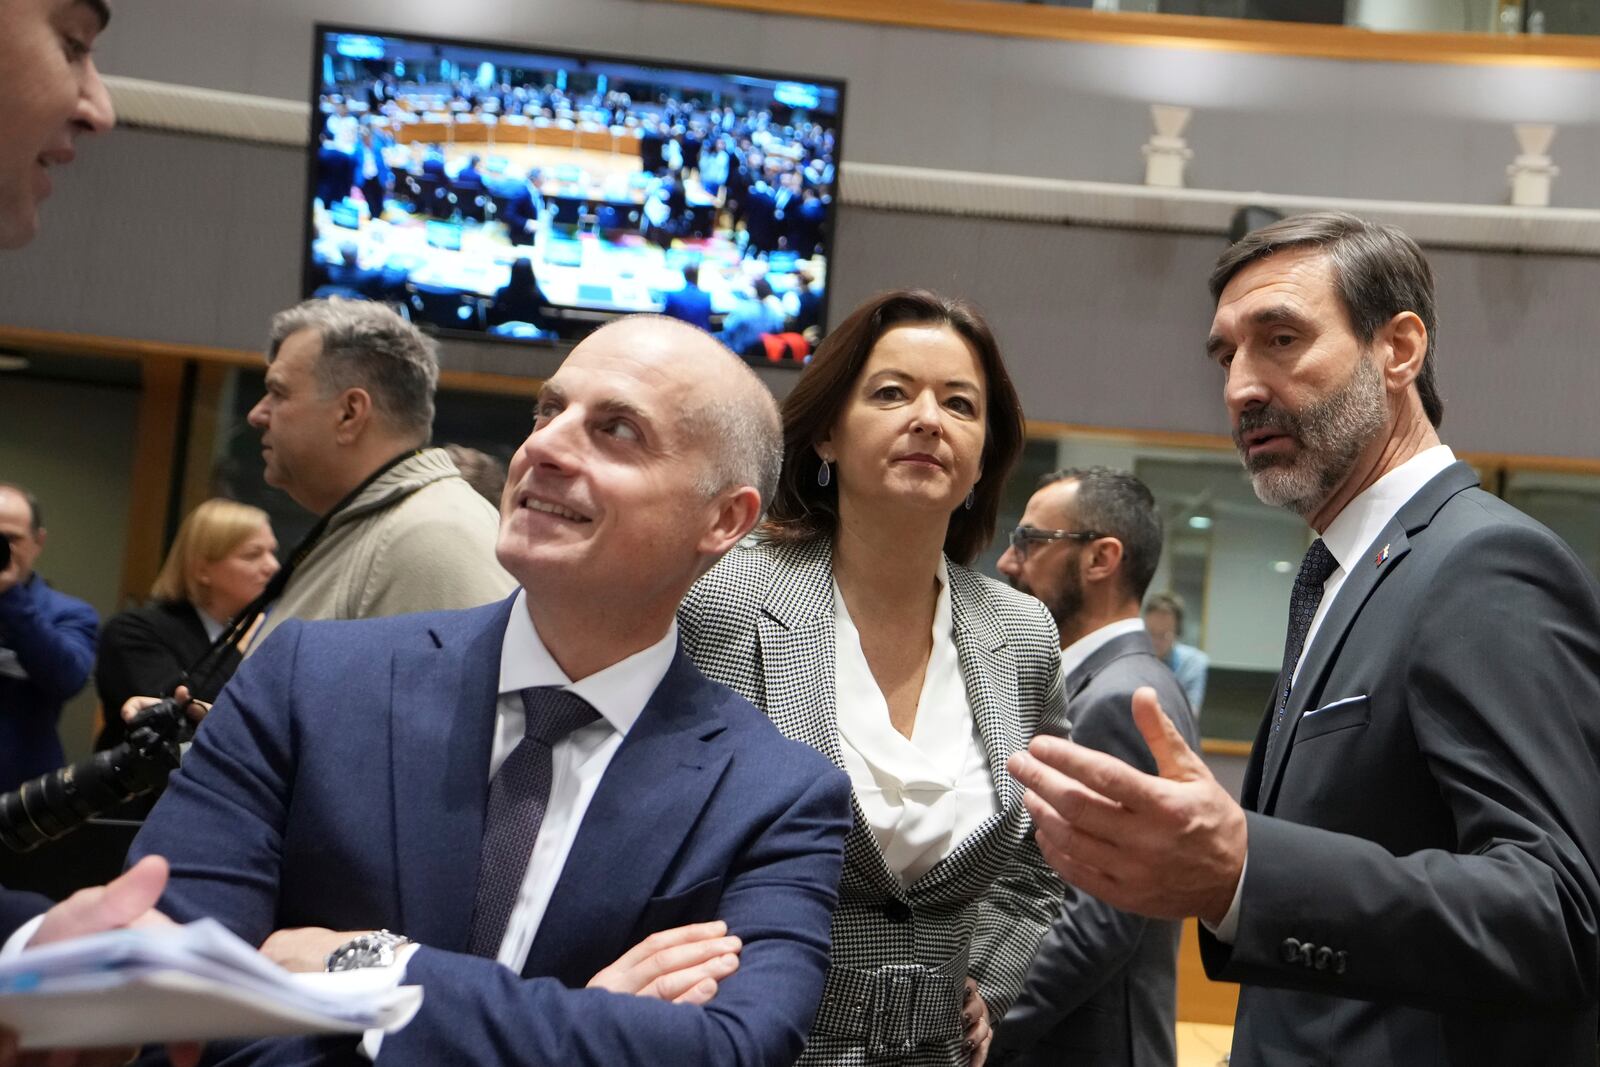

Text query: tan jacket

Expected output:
[251,448,515,650]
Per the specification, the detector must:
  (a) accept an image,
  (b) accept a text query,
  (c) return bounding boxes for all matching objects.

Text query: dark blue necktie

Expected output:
[466,686,601,958]
[1263,539,1338,770]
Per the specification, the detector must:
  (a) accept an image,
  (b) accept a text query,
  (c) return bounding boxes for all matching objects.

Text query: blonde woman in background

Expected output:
[94,499,278,751]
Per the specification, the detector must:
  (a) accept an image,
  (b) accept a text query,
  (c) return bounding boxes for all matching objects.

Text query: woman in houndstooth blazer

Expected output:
[680,290,1066,1067]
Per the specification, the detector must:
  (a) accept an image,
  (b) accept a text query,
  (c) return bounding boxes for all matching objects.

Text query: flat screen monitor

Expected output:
[304,24,845,364]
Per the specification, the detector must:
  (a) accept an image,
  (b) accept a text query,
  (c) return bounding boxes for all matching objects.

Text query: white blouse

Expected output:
[832,561,999,884]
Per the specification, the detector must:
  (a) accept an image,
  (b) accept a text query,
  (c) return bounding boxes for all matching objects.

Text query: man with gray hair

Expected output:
[130,314,851,1067]
[245,297,513,647]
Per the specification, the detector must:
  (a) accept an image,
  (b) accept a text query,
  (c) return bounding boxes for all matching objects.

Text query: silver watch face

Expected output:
[326,931,406,971]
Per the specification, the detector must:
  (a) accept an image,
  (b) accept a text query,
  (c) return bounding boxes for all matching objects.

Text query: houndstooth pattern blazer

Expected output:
[680,537,1067,1067]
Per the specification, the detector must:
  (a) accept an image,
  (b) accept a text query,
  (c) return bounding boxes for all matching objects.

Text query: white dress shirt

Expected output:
[365,588,673,1058]
[1210,445,1457,943]
[196,608,226,644]
[1058,617,1148,684]
[487,589,677,970]
[833,560,998,885]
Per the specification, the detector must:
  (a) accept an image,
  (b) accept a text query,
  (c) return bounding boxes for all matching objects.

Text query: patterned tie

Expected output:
[466,686,601,958]
[1262,538,1339,770]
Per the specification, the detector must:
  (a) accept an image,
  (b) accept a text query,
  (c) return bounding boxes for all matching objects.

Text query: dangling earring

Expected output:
[964,487,975,510]
[817,460,832,488]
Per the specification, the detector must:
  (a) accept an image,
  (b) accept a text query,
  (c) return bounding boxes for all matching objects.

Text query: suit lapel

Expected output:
[907,565,1025,895]
[389,597,512,949]
[755,539,844,766]
[755,538,899,898]
[1257,462,1479,807]
[526,649,730,977]
[1063,631,1157,703]
[947,564,1024,813]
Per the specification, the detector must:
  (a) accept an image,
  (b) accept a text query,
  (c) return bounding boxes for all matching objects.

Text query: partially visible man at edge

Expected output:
[0,2,199,1065]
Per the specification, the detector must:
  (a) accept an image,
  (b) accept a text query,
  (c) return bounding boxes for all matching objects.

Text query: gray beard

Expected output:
[1237,356,1388,518]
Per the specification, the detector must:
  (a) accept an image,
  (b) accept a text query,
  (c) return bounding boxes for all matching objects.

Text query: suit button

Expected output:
[1314,947,1334,971]
[1279,937,1302,963]
[883,899,912,923]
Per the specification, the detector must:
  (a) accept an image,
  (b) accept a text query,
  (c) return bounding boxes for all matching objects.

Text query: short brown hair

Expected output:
[1210,211,1444,428]
[762,289,1024,565]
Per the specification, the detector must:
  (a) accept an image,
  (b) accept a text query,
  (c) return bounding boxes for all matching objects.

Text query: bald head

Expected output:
[585,316,783,511]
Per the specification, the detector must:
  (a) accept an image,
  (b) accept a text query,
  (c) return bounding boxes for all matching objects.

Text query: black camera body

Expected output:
[0,534,11,573]
[0,696,193,853]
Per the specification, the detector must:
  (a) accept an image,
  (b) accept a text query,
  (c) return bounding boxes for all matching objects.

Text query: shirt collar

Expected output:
[195,607,227,644]
[1319,445,1456,575]
[498,588,677,738]
[1058,616,1147,682]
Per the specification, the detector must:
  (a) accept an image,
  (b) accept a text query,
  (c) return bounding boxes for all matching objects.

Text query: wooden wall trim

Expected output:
[0,326,543,398]
[120,358,185,606]
[657,0,1600,70]
[6,326,1597,474]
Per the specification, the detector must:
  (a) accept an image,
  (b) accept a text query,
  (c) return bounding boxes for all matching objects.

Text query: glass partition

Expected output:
[983,429,1300,741]
[1501,467,1600,577]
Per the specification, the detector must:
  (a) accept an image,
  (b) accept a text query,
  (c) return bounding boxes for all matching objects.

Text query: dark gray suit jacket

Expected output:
[991,630,1198,1067]
[1202,462,1600,1065]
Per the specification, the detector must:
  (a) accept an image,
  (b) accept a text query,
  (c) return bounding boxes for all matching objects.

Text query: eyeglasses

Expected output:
[1007,526,1105,561]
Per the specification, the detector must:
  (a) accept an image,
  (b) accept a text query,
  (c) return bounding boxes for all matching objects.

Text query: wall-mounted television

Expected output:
[304,24,845,365]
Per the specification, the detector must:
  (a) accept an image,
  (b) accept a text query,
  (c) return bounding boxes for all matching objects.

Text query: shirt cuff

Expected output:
[358,942,420,1061]
[0,915,46,961]
[1201,854,1246,945]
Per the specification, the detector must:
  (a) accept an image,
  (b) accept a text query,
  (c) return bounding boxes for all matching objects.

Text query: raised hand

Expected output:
[1007,686,1247,924]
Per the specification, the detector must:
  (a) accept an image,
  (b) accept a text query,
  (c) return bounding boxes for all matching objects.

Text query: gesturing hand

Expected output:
[1007,686,1247,924]
[587,920,742,1006]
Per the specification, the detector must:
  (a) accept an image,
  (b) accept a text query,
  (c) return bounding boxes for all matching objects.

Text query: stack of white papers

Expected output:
[0,919,422,1050]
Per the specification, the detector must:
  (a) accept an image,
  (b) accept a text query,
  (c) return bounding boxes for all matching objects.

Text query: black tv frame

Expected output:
[302,22,848,356]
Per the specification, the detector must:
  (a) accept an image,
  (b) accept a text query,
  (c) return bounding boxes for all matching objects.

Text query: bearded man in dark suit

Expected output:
[1009,212,1600,1066]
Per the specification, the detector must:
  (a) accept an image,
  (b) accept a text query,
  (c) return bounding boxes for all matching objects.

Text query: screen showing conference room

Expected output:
[304,26,843,361]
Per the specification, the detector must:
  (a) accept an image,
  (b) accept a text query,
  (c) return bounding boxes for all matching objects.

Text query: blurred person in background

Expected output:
[0,482,97,792]
[94,499,278,751]
[1141,593,1207,716]
[488,257,553,334]
[441,444,508,508]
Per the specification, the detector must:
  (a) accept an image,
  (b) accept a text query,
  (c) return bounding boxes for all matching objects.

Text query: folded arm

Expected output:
[381,769,851,1067]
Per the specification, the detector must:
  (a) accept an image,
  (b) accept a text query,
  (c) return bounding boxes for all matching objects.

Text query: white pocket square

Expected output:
[1303,694,1367,718]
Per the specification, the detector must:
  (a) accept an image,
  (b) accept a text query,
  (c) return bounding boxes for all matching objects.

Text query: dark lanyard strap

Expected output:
[178,448,425,696]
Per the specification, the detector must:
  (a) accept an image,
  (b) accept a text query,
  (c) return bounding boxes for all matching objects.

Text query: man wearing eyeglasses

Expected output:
[990,467,1197,1067]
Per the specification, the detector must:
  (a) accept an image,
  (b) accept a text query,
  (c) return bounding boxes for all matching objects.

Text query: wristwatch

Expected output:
[325,929,413,972]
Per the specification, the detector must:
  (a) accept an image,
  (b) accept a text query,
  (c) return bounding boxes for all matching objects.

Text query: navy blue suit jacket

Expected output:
[0,889,50,941]
[131,597,853,1067]
[0,573,98,789]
